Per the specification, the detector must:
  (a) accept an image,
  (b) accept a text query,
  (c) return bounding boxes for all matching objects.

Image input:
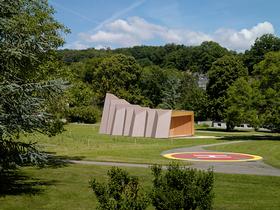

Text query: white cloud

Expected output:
[80,17,210,48]
[214,21,274,51]
[184,31,212,45]
[80,31,140,47]
[94,44,106,50]
[76,17,275,51]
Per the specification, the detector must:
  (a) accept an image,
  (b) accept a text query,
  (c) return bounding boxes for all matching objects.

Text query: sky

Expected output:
[49,0,280,51]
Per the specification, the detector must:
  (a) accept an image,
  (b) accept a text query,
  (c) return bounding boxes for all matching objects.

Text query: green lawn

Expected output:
[2,124,280,210]
[21,123,280,167]
[22,124,225,164]
[1,164,280,210]
[20,124,280,167]
[195,126,279,137]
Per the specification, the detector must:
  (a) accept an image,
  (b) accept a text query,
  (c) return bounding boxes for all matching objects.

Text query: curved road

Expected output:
[69,141,280,177]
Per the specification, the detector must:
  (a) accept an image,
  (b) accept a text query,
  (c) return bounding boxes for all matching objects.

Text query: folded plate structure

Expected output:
[99,93,194,138]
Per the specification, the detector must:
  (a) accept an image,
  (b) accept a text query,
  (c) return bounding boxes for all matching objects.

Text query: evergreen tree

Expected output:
[0,0,68,171]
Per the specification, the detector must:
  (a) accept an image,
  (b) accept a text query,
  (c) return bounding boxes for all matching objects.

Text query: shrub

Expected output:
[90,167,150,210]
[151,163,214,210]
[67,106,101,123]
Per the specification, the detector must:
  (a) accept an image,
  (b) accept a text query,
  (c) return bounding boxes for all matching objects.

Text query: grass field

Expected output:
[21,124,279,167]
[2,123,279,210]
[21,124,225,164]
[1,164,280,210]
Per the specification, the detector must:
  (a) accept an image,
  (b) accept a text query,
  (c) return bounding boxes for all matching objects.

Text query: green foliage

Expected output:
[162,47,191,70]
[62,58,104,115]
[117,42,229,72]
[157,74,181,109]
[58,48,111,63]
[140,66,182,108]
[225,77,263,130]
[90,167,150,210]
[244,34,280,73]
[177,73,209,120]
[60,42,230,74]
[139,66,168,107]
[0,0,69,82]
[67,106,101,124]
[207,55,248,123]
[115,45,167,67]
[253,51,280,131]
[57,42,231,121]
[57,31,280,131]
[65,57,105,84]
[92,54,148,105]
[0,80,67,171]
[67,82,96,107]
[0,0,68,171]
[151,163,214,210]
[225,51,280,131]
[188,41,230,73]
[0,139,47,171]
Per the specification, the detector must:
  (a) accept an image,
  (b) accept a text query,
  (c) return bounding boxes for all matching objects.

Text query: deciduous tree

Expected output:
[177,72,209,121]
[254,51,280,131]
[243,34,280,73]
[225,78,263,130]
[92,54,149,106]
[207,55,248,127]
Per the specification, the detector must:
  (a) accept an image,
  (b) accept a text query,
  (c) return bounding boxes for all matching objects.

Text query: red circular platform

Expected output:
[163,152,262,162]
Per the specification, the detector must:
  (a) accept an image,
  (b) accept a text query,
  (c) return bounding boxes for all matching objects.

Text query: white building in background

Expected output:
[212,122,254,130]
[197,74,208,90]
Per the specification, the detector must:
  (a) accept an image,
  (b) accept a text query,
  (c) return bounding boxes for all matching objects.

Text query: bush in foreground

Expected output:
[90,167,150,210]
[151,163,214,210]
[91,164,214,210]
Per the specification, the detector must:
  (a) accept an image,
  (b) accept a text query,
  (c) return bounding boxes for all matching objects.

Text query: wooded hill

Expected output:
[58,35,280,131]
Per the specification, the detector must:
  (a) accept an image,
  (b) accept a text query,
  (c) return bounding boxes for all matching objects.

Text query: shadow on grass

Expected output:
[196,128,250,133]
[196,127,276,134]
[0,154,85,197]
[44,153,86,168]
[220,135,280,141]
[0,170,57,197]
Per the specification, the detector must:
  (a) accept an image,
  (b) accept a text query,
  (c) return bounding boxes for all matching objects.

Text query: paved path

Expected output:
[69,160,151,168]
[69,141,280,177]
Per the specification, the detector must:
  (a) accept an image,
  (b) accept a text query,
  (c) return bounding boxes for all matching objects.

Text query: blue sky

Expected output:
[49,0,279,51]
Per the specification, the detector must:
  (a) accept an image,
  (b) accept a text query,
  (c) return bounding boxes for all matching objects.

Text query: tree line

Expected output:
[59,35,280,132]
